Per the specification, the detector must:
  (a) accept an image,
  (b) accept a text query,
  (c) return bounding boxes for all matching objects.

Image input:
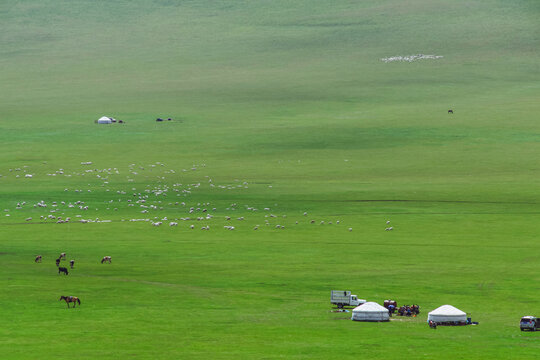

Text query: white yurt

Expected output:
[351,302,389,322]
[97,116,112,124]
[427,305,467,324]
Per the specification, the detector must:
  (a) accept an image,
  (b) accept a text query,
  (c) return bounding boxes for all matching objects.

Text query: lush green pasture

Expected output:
[1,0,539,359]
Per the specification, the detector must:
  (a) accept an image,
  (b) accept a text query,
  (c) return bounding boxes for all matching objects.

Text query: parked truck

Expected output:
[331,290,366,308]
[520,316,538,331]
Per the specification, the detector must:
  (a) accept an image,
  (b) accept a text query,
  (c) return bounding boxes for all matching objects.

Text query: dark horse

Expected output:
[58,267,69,275]
[59,296,80,308]
[448,109,454,114]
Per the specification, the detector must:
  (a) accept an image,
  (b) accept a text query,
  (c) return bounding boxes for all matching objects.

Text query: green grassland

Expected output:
[1,0,539,358]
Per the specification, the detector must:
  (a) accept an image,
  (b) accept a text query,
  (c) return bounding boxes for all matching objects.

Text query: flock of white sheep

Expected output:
[381,54,443,63]
[1,161,395,233]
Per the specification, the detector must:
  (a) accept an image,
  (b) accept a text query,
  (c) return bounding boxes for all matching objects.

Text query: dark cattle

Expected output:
[35,255,42,263]
[156,118,163,122]
[69,260,75,269]
[55,258,61,267]
[58,267,69,275]
[448,109,454,114]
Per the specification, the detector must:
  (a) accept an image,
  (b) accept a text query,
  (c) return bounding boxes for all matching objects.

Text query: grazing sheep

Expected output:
[385,227,394,231]
[348,228,352,232]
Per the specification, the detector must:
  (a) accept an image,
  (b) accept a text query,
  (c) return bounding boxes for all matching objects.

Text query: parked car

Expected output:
[520,316,538,331]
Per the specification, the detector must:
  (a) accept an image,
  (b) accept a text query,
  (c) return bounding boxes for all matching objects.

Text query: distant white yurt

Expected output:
[351,302,389,322]
[427,305,467,324]
[97,116,112,124]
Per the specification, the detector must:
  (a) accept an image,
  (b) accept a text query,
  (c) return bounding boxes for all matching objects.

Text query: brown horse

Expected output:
[101,256,112,264]
[35,255,42,263]
[59,295,80,308]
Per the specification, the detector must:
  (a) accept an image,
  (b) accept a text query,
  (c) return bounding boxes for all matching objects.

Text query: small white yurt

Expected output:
[351,302,389,322]
[427,305,467,324]
[97,116,112,124]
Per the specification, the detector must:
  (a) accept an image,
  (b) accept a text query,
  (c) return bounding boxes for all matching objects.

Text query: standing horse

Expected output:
[58,267,69,275]
[35,255,42,263]
[59,296,80,308]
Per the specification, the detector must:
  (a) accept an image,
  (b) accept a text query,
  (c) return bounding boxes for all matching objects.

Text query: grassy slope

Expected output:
[0,0,539,359]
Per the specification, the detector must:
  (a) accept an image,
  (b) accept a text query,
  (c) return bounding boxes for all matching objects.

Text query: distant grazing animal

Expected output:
[58,267,69,275]
[385,227,394,231]
[59,295,80,308]
[69,260,75,269]
[59,252,66,260]
[101,256,112,264]
[448,109,453,114]
[35,255,42,263]
[156,118,163,122]
[55,258,61,267]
